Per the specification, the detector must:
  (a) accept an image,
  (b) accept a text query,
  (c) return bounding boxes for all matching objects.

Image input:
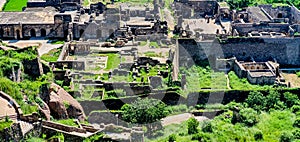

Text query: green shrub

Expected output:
[292,105,300,113]
[293,129,300,139]
[297,72,300,77]
[294,118,300,128]
[191,132,211,142]
[187,117,199,134]
[239,108,258,126]
[168,134,176,142]
[254,130,263,141]
[280,131,294,142]
[202,121,213,133]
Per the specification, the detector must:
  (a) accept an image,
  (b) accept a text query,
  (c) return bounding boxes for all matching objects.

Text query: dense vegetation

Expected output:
[0,47,53,114]
[41,48,62,62]
[121,98,170,124]
[150,90,300,141]
[2,0,27,11]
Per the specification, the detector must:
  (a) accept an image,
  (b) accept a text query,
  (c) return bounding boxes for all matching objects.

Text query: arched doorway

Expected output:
[0,28,3,37]
[64,29,68,39]
[16,30,21,39]
[79,29,84,37]
[40,29,46,37]
[30,29,36,37]
[277,13,283,18]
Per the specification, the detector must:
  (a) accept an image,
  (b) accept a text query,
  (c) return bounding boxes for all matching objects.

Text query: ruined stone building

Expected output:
[0,1,119,41]
[231,4,300,37]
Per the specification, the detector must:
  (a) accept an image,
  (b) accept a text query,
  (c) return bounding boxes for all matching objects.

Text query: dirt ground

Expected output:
[282,73,300,88]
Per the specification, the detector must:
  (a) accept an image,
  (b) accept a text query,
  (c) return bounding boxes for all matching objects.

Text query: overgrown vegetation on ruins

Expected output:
[41,48,62,62]
[147,90,300,142]
[0,47,53,114]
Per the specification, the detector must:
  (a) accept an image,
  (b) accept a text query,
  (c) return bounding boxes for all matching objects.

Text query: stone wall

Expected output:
[177,38,300,67]
[291,6,300,24]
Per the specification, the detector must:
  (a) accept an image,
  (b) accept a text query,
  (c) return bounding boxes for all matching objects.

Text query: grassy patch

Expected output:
[41,48,62,62]
[104,53,120,71]
[144,51,163,57]
[149,41,160,48]
[180,66,227,92]
[0,119,13,131]
[228,71,272,90]
[53,119,78,127]
[2,0,27,11]
[140,41,148,46]
[83,0,89,6]
[50,40,65,45]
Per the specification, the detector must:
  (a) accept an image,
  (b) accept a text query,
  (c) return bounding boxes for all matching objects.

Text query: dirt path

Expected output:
[161,113,209,126]
[3,39,63,56]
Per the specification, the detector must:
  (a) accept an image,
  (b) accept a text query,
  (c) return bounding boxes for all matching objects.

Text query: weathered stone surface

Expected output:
[48,83,86,121]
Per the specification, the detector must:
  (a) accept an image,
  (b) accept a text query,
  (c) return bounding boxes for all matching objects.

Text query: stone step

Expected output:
[19,121,34,136]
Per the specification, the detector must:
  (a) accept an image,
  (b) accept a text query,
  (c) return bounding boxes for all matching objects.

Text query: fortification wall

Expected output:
[178,38,300,67]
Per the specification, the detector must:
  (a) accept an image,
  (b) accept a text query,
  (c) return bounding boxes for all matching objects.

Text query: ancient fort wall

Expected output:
[178,38,300,67]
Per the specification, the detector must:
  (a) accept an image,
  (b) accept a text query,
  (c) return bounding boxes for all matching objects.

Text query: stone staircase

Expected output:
[19,121,34,136]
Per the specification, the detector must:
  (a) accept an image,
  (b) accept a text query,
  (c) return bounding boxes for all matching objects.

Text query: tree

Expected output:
[239,108,258,126]
[283,92,299,108]
[187,117,199,134]
[245,91,265,111]
[265,90,285,111]
[168,134,176,142]
[121,98,169,124]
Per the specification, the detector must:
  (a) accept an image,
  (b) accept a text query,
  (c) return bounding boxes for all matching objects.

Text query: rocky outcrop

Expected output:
[48,83,86,121]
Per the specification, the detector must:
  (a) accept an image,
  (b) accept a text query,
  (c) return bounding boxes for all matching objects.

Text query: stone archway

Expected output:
[79,29,84,37]
[64,29,68,39]
[277,13,283,18]
[40,29,46,37]
[16,30,21,39]
[30,29,36,37]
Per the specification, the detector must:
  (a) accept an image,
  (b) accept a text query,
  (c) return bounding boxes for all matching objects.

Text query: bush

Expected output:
[293,129,300,139]
[283,92,299,108]
[191,132,211,142]
[254,131,263,141]
[292,105,300,113]
[280,132,294,142]
[239,108,258,126]
[202,121,213,133]
[245,91,265,111]
[294,118,300,128]
[187,117,199,134]
[168,134,176,142]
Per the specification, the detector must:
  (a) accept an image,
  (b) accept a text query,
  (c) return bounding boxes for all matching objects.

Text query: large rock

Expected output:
[48,83,86,121]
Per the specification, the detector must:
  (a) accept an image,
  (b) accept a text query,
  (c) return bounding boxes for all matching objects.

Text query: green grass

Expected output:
[228,71,272,90]
[104,54,120,71]
[149,42,160,48]
[181,66,227,92]
[0,120,13,131]
[53,119,78,127]
[140,41,148,46]
[144,51,162,57]
[41,48,62,62]
[83,0,89,6]
[50,40,65,45]
[2,0,27,11]
[26,137,46,142]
